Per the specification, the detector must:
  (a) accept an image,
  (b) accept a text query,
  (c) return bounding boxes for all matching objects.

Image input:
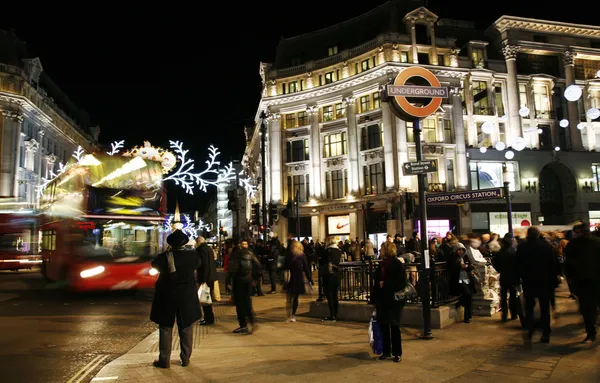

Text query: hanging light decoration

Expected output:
[518,106,530,117]
[512,137,527,151]
[537,128,543,134]
[577,122,586,130]
[554,146,561,151]
[495,142,506,151]
[559,119,569,128]
[586,107,600,120]
[564,84,582,102]
[481,121,494,134]
[505,150,515,160]
[479,147,487,153]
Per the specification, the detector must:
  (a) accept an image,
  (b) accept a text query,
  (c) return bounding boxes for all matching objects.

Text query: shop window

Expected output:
[323,132,347,158]
[469,161,520,191]
[363,162,385,195]
[325,169,348,199]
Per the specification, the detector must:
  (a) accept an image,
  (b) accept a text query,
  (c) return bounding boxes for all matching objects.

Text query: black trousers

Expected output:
[459,283,473,320]
[233,280,254,328]
[323,274,339,318]
[286,293,300,316]
[253,275,264,296]
[380,323,402,357]
[267,269,277,292]
[500,284,521,320]
[201,304,214,324]
[573,280,598,338]
[524,289,551,338]
[317,273,324,300]
[158,325,193,365]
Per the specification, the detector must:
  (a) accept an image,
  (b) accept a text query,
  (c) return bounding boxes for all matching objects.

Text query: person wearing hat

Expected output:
[150,229,202,368]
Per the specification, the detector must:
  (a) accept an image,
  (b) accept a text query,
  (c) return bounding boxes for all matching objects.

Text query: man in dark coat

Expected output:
[196,236,217,325]
[564,222,600,343]
[517,227,558,344]
[492,234,522,323]
[228,239,262,334]
[265,238,279,294]
[150,229,201,368]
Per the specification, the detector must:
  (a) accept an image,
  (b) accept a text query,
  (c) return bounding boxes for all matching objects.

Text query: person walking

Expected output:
[285,240,313,322]
[447,242,475,323]
[229,239,262,334]
[373,241,407,363]
[150,230,201,368]
[321,236,342,322]
[196,236,217,326]
[492,234,523,323]
[265,237,280,294]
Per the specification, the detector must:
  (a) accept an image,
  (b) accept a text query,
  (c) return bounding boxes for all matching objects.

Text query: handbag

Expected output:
[212,281,221,302]
[393,282,418,302]
[469,267,482,284]
[369,312,383,355]
[198,283,212,305]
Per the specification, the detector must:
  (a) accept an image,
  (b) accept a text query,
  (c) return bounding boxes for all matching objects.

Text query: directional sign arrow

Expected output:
[404,163,410,169]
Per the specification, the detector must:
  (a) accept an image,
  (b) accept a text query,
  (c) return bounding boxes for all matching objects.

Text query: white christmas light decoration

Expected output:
[107,140,125,156]
[512,137,527,151]
[519,106,530,117]
[537,128,543,134]
[72,146,85,162]
[162,141,235,195]
[495,142,506,151]
[564,85,582,102]
[36,162,67,196]
[586,107,600,120]
[555,146,561,151]
[164,214,198,240]
[577,123,586,130]
[559,119,569,128]
[481,121,494,134]
[479,147,487,153]
[596,70,600,78]
[505,150,515,160]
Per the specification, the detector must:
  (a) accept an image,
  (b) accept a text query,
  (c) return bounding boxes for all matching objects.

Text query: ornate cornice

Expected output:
[502,45,520,61]
[563,50,576,66]
[3,109,24,122]
[450,86,462,96]
[494,16,600,38]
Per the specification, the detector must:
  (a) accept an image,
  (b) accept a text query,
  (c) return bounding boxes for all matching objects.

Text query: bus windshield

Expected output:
[71,219,168,263]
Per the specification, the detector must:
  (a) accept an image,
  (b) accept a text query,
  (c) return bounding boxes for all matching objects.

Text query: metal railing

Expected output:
[336,260,458,307]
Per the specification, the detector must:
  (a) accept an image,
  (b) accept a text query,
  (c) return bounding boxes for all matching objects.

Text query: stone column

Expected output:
[410,22,419,64]
[349,209,358,240]
[37,129,45,179]
[395,117,410,189]
[563,50,584,151]
[429,23,438,65]
[392,44,401,62]
[311,213,319,240]
[268,113,282,203]
[306,73,314,89]
[308,106,322,198]
[381,101,396,191]
[342,62,349,79]
[449,48,460,68]
[378,46,386,65]
[451,87,469,190]
[344,95,360,194]
[502,45,523,144]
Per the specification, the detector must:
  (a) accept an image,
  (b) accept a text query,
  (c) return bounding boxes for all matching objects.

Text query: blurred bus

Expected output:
[0,212,41,270]
[39,153,168,291]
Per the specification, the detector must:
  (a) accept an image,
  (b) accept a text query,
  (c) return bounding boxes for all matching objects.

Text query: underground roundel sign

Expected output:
[386,67,448,120]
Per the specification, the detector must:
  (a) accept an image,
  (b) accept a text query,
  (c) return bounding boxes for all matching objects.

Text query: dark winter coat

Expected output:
[196,243,217,285]
[229,247,262,283]
[320,245,342,277]
[287,253,312,294]
[447,252,476,295]
[492,246,519,287]
[564,235,600,282]
[516,238,557,293]
[150,248,201,328]
[373,256,407,326]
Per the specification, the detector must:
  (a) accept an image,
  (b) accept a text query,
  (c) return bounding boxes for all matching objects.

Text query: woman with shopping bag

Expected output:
[196,236,219,325]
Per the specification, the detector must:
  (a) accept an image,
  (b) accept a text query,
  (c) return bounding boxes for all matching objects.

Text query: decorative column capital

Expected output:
[267,112,281,122]
[306,105,319,115]
[563,50,576,66]
[47,154,57,165]
[502,45,520,61]
[342,95,356,108]
[38,129,45,137]
[450,86,463,96]
[24,139,40,153]
[3,110,23,122]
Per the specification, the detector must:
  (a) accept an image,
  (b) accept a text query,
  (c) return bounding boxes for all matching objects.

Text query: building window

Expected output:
[401,52,409,63]
[592,164,600,192]
[363,163,385,195]
[498,122,506,145]
[288,81,299,93]
[322,105,334,122]
[287,174,309,202]
[361,59,370,72]
[406,121,415,142]
[472,81,492,115]
[324,72,334,84]
[495,84,505,117]
[373,92,381,109]
[471,47,485,68]
[325,169,347,199]
[284,114,296,129]
[286,139,309,163]
[335,103,345,119]
[443,119,452,143]
[422,118,437,142]
[533,84,552,119]
[469,161,520,191]
[359,95,370,113]
[361,124,383,150]
[323,132,347,158]
[446,159,455,191]
[328,46,338,56]
[519,84,528,109]
[297,111,308,126]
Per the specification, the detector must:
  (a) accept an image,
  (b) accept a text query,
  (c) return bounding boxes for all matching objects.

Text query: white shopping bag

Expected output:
[198,283,212,305]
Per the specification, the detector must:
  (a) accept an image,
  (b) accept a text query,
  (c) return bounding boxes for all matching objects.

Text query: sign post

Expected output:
[386,66,448,340]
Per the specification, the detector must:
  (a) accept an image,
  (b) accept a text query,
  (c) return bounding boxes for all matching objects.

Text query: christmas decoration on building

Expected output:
[107,140,125,156]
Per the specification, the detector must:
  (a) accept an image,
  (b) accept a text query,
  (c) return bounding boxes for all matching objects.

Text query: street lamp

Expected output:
[502,163,513,236]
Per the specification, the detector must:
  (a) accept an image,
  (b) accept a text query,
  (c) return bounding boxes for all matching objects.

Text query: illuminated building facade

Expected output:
[243,1,600,242]
[0,30,97,210]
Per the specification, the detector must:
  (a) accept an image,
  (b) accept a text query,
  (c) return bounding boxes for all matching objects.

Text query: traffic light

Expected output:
[227,190,238,210]
[259,224,265,232]
[268,203,278,225]
[251,203,260,225]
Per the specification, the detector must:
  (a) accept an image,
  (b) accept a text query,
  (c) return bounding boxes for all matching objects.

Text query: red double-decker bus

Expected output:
[39,153,168,291]
[0,211,41,270]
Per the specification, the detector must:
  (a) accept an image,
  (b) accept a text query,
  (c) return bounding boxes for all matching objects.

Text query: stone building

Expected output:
[0,30,98,210]
[243,0,600,245]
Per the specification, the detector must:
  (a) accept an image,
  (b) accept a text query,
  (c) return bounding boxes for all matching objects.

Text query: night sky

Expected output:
[1,1,596,213]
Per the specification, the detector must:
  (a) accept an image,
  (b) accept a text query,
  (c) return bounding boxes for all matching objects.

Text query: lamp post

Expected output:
[260,111,268,241]
[502,163,513,235]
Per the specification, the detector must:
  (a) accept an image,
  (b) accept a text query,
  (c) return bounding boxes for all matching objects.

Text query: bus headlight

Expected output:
[149,268,159,276]
[80,266,105,278]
